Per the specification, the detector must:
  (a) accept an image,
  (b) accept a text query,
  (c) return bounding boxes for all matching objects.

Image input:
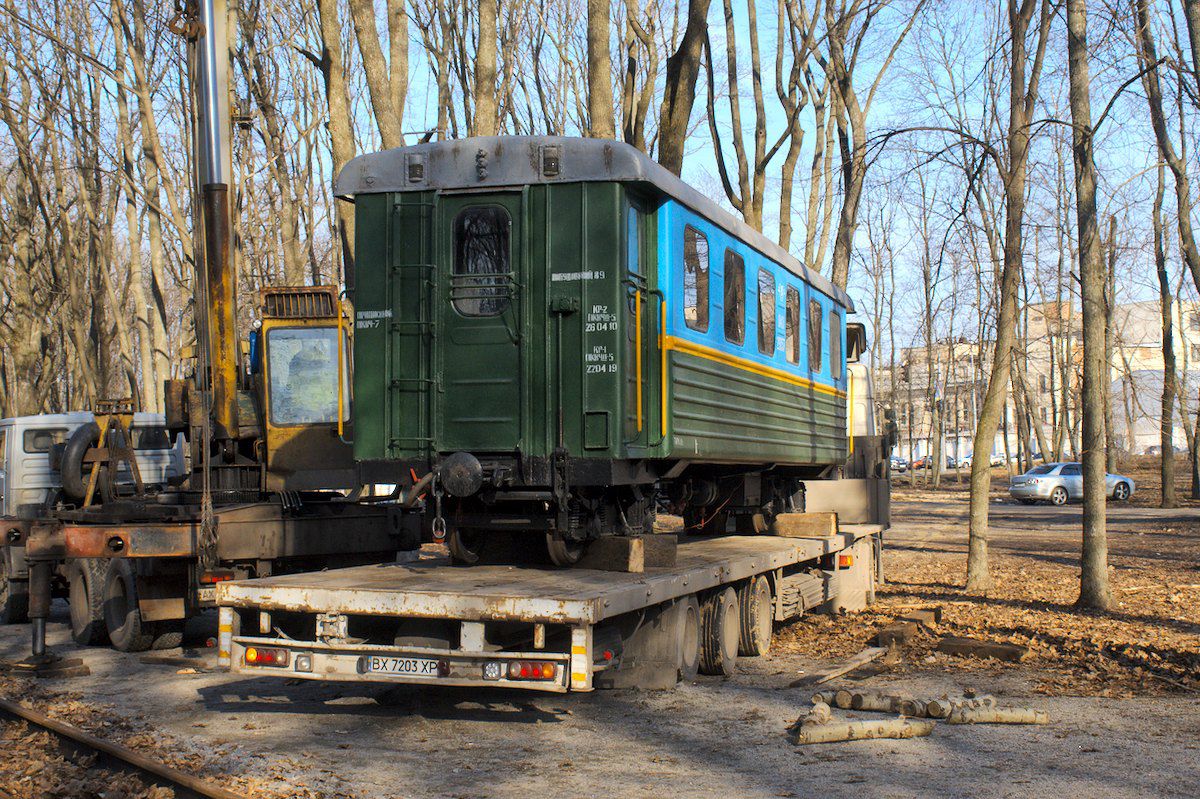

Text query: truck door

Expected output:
[437,194,523,453]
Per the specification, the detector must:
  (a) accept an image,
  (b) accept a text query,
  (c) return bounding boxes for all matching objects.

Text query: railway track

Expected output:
[0,696,242,799]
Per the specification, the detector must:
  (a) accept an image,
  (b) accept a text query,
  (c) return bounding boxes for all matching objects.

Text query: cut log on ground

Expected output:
[849,691,925,717]
[790,717,936,745]
[791,646,887,688]
[946,706,1049,725]
[874,621,918,646]
[936,636,1028,662]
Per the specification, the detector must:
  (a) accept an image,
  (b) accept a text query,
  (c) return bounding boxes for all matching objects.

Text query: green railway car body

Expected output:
[339,137,863,563]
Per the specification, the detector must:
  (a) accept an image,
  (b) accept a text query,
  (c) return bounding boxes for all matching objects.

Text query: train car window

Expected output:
[757,269,776,355]
[785,287,800,364]
[452,206,511,316]
[683,226,709,331]
[724,250,745,345]
[807,299,823,372]
[830,310,843,380]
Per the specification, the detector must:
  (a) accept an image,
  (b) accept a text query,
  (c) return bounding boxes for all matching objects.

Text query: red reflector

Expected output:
[520,665,530,678]
[244,647,288,668]
[602,649,614,661]
[838,554,854,568]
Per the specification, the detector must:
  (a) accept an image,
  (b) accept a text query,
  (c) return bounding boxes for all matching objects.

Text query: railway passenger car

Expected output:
[337,137,870,565]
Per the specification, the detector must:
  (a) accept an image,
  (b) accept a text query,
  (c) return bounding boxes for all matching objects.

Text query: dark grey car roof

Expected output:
[334,136,853,310]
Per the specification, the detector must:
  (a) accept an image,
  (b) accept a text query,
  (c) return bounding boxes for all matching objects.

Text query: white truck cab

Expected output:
[0,412,185,519]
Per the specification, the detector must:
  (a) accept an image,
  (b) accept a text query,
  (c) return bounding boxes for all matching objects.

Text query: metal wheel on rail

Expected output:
[699,587,739,677]
[0,566,29,625]
[545,533,584,567]
[737,575,772,656]
[68,559,108,645]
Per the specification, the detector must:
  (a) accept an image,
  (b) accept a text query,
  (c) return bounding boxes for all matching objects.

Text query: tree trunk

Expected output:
[586,0,616,138]
[1154,164,1178,508]
[1066,0,1110,611]
[347,0,406,149]
[966,0,1052,594]
[312,0,358,282]
[473,0,499,136]
[657,0,712,176]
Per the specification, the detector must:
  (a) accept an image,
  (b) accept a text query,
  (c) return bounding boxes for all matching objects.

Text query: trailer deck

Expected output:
[217,525,882,692]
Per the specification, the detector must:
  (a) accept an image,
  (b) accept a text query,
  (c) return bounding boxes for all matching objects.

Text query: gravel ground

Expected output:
[1,496,1198,799]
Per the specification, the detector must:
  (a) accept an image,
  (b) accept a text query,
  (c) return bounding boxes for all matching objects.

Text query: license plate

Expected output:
[364,656,439,676]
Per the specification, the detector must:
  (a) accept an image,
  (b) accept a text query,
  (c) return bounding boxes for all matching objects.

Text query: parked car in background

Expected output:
[911,455,931,469]
[890,455,909,474]
[989,454,1007,467]
[1009,462,1135,506]
[959,454,973,468]
[945,456,957,469]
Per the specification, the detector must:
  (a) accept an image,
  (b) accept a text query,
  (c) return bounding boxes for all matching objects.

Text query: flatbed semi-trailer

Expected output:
[216,524,881,693]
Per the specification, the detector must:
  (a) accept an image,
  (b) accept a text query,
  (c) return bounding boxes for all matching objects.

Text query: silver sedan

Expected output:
[1009,462,1135,506]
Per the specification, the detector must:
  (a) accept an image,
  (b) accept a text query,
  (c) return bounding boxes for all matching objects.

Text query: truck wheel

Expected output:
[699,587,739,677]
[737,576,772,657]
[0,570,29,625]
[677,595,701,681]
[102,560,154,652]
[68,559,108,645]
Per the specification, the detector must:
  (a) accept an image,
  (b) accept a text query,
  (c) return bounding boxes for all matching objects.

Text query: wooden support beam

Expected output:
[936,636,1028,662]
[771,512,838,538]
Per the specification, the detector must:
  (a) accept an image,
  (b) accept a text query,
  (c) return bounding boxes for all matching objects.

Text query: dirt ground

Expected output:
[1,494,1198,799]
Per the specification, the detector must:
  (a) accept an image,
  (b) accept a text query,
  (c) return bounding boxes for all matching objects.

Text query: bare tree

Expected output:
[658,0,713,175]
[587,0,616,137]
[1066,0,1110,611]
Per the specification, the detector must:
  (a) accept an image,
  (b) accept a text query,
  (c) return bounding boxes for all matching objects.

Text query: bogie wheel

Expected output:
[1113,482,1131,501]
[447,529,485,566]
[1050,486,1069,506]
[737,576,773,656]
[102,560,155,652]
[0,566,29,625]
[68,559,108,645]
[699,587,740,677]
[677,595,701,682]
[545,534,584,567]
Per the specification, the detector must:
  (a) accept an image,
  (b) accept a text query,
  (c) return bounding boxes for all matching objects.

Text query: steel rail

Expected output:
[0,697,242,799]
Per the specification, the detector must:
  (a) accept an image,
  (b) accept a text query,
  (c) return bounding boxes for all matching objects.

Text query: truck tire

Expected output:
[0,570,29,625]
[677,595,701,682]
[151,620,185,651]
[737,575,772,656]
[60,422,101,502]
[68,559,108,645]
[102,560,155,652]
[699,587,739,677]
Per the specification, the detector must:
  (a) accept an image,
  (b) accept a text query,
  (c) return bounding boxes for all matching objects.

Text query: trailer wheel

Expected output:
[677,595,701,681]
[699,587,739,677]
[68,559,109,645]
[102,560,154,652]
[0,569,29,625]
[737,576,772,656]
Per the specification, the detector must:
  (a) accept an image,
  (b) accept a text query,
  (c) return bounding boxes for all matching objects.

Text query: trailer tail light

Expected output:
[200,570,236,584]
[244,647,289,667]
[838,554,854,568]
[506,660,557,681]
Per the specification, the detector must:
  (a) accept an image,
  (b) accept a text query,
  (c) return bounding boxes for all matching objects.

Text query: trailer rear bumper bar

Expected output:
[224,628,583,692]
